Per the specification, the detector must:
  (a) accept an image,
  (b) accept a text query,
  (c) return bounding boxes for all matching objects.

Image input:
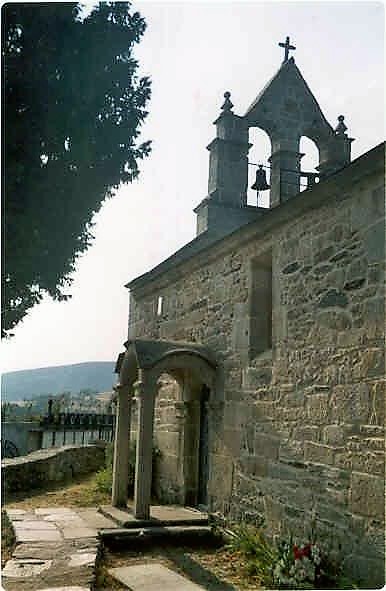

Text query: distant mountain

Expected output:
[1,362,116,401]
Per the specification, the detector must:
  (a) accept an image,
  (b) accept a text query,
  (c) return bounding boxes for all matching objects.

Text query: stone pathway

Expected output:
[2,506,212,591]
[2,507,117,591]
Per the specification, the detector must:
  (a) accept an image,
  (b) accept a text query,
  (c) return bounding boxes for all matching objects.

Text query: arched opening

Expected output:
[248,127,271,208]
[299,136,320,192]
[112,340,218,515]
[149,355,217,508]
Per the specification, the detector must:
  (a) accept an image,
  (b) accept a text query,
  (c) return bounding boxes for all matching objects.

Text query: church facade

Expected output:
[113,43,385,586]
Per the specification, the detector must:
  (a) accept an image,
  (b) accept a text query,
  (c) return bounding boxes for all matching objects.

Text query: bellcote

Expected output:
[195,37,354,235]
[245,55,354,205]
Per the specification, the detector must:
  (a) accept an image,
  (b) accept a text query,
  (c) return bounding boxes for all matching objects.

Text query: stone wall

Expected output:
[127,154,385,586]
[2,421,42,456]
[2,444,105,495]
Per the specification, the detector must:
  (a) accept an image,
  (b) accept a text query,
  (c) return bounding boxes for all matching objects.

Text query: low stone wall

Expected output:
[2,421,42,456]
[2,444,105,495]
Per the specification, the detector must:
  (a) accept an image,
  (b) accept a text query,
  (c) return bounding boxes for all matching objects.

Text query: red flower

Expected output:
[293,545,302,560]
[293,543,312,560]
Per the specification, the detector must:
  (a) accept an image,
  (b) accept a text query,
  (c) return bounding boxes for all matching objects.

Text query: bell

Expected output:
[251,165,270,191]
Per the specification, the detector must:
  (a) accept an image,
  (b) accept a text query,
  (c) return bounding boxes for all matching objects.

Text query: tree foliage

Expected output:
[2,2,151,336]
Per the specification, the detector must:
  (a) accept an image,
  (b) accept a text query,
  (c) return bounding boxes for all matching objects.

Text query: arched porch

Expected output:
[111,339,219,519]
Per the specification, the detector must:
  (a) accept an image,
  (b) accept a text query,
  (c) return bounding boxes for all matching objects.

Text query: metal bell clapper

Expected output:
[251,165,270,192]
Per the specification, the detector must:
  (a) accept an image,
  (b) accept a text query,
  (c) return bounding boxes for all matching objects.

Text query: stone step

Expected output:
[99,504,209,529]
[99,524,213,543]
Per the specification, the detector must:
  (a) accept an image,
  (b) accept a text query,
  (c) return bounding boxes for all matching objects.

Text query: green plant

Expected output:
[3,2,151,336]
[223,522,358,589]
[226,523,277,585]
[1,510,16,567]
[93,441,161,497]
[94,465,114,495]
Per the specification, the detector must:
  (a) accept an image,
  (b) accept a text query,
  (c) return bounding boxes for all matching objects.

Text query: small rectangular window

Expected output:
[157,296,164,317]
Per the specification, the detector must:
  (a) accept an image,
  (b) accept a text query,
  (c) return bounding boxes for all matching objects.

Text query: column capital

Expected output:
[113,383,133,398]
[133,380,146,398]
[133,377,160,400]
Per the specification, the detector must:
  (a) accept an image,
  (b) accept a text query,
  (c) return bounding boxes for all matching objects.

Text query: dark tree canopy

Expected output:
[2,1,151,336]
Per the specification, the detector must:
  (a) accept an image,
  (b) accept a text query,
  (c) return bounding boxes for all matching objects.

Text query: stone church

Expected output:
[112,39,385,586]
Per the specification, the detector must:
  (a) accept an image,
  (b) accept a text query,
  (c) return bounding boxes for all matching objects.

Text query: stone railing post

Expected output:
[112,384,133,507]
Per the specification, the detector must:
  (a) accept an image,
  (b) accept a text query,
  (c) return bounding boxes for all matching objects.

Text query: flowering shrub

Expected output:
[224,523,356,589]
[273,538,324,589]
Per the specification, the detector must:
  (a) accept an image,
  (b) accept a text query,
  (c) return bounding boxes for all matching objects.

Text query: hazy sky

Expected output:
[2,1,384,373]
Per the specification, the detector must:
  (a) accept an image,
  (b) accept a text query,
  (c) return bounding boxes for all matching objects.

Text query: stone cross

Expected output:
[279,36,296,62]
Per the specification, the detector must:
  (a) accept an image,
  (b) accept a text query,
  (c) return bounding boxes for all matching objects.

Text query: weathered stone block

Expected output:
[350,472,385,519]
[364,219,384,263]
[267,460,303,482]
[322,425,346,446]
[304,442,337,465]
[369,381,385,425]
[293,425,320,442]
[343,554,385,588]
[306,393,329,422]
[330,383,371,424]
[318,288,348,308]
[282,261,300,274]
[254,433,279,460]
[263,495,285,535]
[240,455,268,478]
[223,429,242,455]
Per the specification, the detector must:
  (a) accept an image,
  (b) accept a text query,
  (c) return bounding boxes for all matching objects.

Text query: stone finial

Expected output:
[335,115,348,136]
[221,91,234,112]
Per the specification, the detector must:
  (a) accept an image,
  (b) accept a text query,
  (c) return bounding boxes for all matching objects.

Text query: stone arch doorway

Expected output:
[111,339,219,519]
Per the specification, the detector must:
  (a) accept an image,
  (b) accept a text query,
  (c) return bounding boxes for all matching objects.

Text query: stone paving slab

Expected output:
[2,559,53,578]
[13,543,69,560]
[76,508,119,529]
[14,528,63,543]
[43,515,86,525]
[35,509,76,516]
[68,552,97,568]
[109,563,206,590]
[1,507,115,591]
[13,520,58,530]
[61,527,98,540]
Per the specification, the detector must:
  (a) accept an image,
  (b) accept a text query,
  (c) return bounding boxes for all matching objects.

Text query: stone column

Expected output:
[183,399,201,507]
[112,384,133,507]
[269,141,303,207]
[175,401,188,501]
[133,375,158,519]
[205,400,225,507]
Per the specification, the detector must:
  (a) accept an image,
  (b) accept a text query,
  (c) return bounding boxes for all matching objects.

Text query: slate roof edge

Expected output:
[126,142,384,293]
